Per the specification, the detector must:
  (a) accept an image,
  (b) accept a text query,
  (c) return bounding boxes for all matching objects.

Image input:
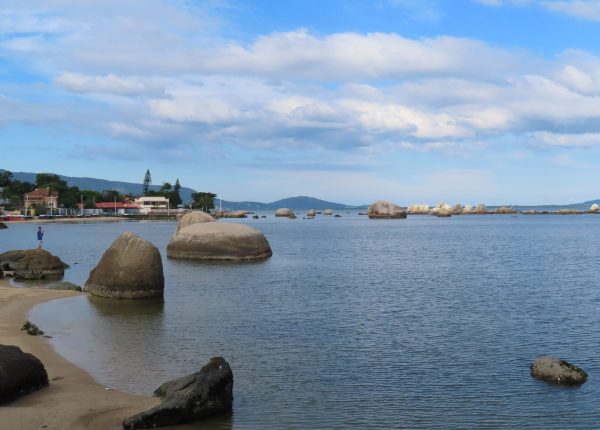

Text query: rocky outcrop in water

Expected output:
[474,204,487,214]
[0,222,7,229]
[0,249,68,280]
[275,208,295,218]
[306,209,316,217]
[175,211,215,234]
[530,356,588,386]
[590,203,599,213]
[167,222,272,261]
[0,344,49,404]
[123,357,233,429]
[323,209,333,216]
[85,232,164,299]
[368,201,407,219]
[495,206,516,214]
[407,204,430,214]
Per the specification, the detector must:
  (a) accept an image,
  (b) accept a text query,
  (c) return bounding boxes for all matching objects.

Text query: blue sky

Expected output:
[2,0,600,205]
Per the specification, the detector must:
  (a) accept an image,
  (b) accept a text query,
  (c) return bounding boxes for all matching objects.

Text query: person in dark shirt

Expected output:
[37,226,44,249]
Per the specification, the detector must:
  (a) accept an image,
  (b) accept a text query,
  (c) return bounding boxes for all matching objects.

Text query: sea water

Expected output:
[2,214,600,429]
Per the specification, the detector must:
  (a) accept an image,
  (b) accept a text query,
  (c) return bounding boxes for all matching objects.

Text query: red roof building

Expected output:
[24,188,59,209]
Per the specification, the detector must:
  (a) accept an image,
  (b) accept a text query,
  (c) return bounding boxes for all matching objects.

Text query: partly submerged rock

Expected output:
[0,249,68,280]
[123,357,233,429]
[274,208,295,217]
[0,222,7,229]
[0,344,49,404]
[85,232,164,299]
[367,200,407,219]
[323,209,333,216]
[590,203,599,213]
[167,223,272,261]
[530,356,588,386]
[306,209,316,217]
[495,206,516,214]
[175,211,215,234]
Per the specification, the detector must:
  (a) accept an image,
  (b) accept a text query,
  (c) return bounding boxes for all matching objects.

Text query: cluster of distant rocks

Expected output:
[365,200,600,218]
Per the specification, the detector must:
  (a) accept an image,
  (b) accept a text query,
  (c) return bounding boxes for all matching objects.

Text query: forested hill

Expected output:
[11,171,197,202]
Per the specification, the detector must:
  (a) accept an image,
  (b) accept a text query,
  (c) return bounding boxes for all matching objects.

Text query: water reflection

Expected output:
[87,295,165,318]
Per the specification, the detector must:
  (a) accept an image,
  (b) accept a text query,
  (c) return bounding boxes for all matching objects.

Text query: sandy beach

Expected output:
[0,280,159,430]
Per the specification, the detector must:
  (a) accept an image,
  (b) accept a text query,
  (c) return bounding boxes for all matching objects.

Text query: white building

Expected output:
[135,196,170,214]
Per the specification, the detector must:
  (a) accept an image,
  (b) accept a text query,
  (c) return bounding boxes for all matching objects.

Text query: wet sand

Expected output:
[0,280,159,430]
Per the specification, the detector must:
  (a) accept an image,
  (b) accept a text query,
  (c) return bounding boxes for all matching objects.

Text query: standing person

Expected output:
[37,226,44,249]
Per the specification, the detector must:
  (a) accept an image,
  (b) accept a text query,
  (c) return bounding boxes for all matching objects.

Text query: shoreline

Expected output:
[0,280,159,430]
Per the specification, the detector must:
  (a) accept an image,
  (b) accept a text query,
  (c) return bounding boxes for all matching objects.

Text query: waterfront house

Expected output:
[135,196,170,214]
[24,188,59,214]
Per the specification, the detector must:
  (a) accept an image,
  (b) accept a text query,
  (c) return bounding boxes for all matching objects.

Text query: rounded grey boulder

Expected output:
[530,356,588,386]
[85,232,164,299]
[274,208,295,217]
[0,344,49,404]
[175,210,215,234]
[368,200,407,219]
[167,222,272,261]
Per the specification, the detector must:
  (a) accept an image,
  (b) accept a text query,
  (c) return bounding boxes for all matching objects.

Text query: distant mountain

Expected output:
[219,195,366,211]
[10,171,197,202]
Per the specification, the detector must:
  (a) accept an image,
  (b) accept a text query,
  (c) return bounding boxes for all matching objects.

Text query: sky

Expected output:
[2,0,600,205]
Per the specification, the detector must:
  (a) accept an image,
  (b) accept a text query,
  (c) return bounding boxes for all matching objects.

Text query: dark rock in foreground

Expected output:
[0,249,68,280]
[85,232,164,299]
[0,222,7,229]
[530,356,588,386]
[123,357,233,429]
[0,344,49,404]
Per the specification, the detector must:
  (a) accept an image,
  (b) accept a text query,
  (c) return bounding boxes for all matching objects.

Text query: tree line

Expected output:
[0,169,216,213]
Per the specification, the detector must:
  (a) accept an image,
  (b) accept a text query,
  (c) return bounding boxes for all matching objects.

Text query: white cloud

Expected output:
[3,0,600,166]
[56,73,165,96]
[530,131,600,148]
[475,0,600,21]
[542,0,600,21]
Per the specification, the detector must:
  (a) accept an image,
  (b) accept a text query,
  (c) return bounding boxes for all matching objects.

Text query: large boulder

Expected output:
[323,209,333,216]
[367,200,407,219]
[175,211,215,234]
[590,203,599,213]
[85,232,164,299]
[167,223,272,261]
[306,209,316,217]
[0,249,68,280]
[274,208,295,217]
[0,222,7,229]
[0,344,49,404]
[530,356,588,386]
[123,357,233,429]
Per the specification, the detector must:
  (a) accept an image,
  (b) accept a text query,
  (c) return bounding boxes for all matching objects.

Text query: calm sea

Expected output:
[2,214,600,429]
